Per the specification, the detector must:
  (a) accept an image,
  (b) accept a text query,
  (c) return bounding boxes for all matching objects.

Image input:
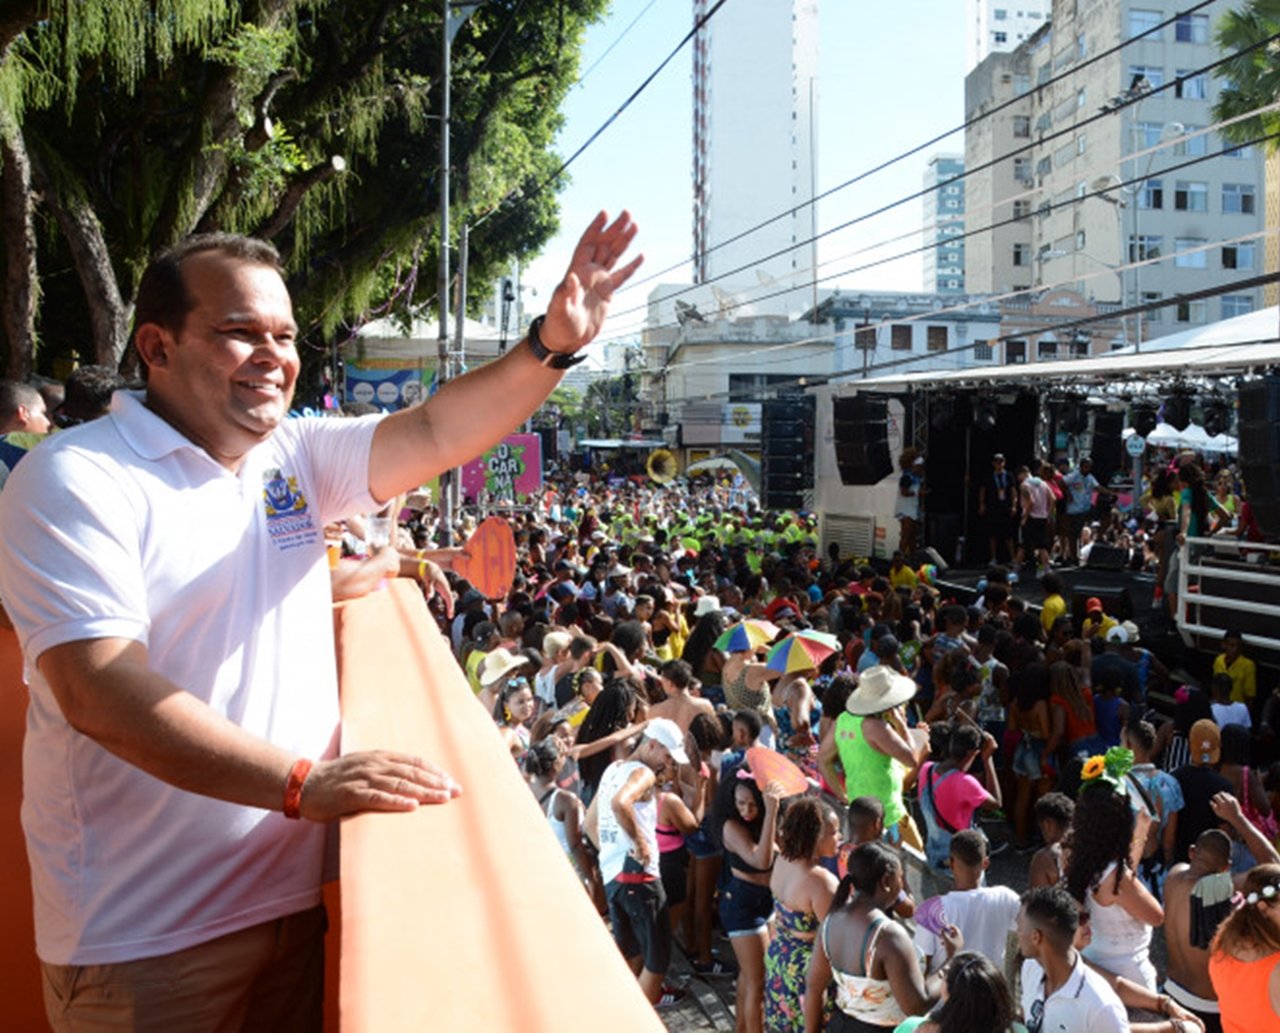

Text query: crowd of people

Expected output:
[0,211,1275,1033]
[333,471,1280,1032]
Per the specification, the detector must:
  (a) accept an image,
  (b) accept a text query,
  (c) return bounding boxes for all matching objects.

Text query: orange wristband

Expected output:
[283,758,313,820]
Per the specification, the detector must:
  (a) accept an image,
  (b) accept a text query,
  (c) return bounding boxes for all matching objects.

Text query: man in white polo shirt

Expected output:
[1017,885,1129,1032]
[0,214,640,1030]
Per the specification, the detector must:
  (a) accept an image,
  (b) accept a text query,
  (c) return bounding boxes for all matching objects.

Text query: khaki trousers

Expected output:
[41,905,326,1033]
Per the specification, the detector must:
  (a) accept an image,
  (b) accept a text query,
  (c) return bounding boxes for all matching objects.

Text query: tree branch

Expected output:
[0,116,36,378]
[28,137,129,367]
[256,155,346,240]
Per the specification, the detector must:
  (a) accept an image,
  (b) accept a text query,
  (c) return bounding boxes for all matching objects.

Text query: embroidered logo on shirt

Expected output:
[262,467,319,551]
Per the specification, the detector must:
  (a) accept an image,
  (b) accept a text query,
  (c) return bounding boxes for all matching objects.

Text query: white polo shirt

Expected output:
[1020,955,1130,1033]
[0,392,379,965]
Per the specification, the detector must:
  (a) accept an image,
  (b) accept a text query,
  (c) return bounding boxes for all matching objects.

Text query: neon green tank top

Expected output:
[834,712,905,826]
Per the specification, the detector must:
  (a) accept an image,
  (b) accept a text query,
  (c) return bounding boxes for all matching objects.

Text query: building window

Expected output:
[1173,127,1208,156]
[1224,142,1255,159]
[1014,72,1031,95]
[1012,199,1031,220]
[1142,292,1163,323]
[1134,121,1164,148]
[1129,9,1162,40]
[993,7,1008,18]
[1013,115,1031,138]
[1221,294,1255,319]
[1077,32,1087,59]
[1129,65,1164,89]
[1138,178,1163,209]
[975,341,994,361]
[1076,133,1087,155]
[1175,71,1208,99]
[1222,242,1256,269]
[1222,183,1256,214]
[1128,235,1163,262]
[1075,230,1087,250]
[1070,333,1091,357]
[891,325,913,350]
[1176,300,1208,323]
[1174,181,1208,211]
[994,30,1008,43]
[1006,340,1027,364]
[926,326,948,352]
[1175,13,1209,43]
[1076,87,1087,109]
[1035,156,1052,177]
[1013,157,1032,183]
[1013,243,1030,266]
[1038,336,1058,359]
[1174,237,1208,268]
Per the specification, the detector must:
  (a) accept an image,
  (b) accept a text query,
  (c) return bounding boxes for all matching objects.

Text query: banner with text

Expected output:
[460,434,544,501]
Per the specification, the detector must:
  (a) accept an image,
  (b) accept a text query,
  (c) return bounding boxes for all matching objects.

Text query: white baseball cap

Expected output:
[644,717,690,765]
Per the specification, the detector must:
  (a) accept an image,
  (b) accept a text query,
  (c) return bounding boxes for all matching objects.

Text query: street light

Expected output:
[435,0,483,544]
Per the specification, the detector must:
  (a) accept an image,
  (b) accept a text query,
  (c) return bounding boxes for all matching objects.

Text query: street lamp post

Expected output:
[435,0,482,544]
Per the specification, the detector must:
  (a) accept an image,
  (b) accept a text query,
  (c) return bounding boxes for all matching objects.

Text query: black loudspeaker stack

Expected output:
[1238,375,1280,538]
[761,396,815,511]
[1090,411,1124,485]
[832,394,893,486]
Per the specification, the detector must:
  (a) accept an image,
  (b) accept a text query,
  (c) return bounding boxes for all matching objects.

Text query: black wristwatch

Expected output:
[526,315,586,369]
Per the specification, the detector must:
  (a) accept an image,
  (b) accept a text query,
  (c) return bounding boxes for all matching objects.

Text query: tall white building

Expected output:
[692,0,818,307]
[964,1,1265,340]
[922,154,967,294]
[966,0,1052,71]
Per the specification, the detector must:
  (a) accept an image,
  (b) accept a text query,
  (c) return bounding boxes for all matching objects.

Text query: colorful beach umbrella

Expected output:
[714,619,780,654]
[765,630,839,674]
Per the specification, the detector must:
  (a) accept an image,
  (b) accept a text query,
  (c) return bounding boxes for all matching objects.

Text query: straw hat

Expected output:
[479,648,528,688]
[845,665,919,715]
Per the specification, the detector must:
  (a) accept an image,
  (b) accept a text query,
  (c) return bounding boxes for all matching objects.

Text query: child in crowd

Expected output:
[1027,791,1074,888]
[1212,628,1256,706]
[914,829,1021,976]
[837,796,916,919]
[1209,671,1251,730]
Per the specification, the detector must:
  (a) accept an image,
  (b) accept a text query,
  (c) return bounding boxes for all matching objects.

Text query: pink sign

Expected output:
[460,434,543,501]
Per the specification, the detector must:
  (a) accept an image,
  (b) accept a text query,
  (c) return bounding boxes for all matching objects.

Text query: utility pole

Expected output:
[434,0,481,544]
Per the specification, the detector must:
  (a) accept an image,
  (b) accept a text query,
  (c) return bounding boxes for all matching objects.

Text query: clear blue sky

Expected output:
[520,0,969,340]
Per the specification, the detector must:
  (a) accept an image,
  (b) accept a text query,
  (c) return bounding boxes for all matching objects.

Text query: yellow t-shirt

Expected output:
[1083,613,1117,640]
[465,649,489,695]
[1041,593,1067,635]
[1214,653,1257,703]
[889,566,919,590]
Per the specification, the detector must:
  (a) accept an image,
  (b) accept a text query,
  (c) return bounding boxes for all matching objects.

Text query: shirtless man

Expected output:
[648,658,715,732]
[1163,791,1280,1032]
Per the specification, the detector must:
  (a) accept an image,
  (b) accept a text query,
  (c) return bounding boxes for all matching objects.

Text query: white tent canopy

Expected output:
[1122,421,1238,453]
[348,314,508,366]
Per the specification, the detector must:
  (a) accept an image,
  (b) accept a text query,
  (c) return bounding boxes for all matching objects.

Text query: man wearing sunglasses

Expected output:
[1017,885,1128,1032]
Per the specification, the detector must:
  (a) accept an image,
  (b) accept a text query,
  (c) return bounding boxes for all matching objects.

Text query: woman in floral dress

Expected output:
[765,796,841,1031]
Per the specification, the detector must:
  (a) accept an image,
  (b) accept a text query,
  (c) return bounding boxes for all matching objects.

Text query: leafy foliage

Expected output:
[0,0,609,381]
[1212,0,1280,151]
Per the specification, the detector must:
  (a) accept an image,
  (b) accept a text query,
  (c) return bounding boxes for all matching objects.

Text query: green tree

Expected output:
[0,0,607,383]
[1212,0,1280,150]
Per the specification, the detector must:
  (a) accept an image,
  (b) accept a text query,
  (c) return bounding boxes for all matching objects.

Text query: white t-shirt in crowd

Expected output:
[595,759,658,884]
[0,392,379,965]
[914,885,1021,973]
[1020,955,1129,1033]
[1211,700,1252,730]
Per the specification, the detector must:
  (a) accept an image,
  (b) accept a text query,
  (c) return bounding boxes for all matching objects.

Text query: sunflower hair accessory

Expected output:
[1079,746,1135,796]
